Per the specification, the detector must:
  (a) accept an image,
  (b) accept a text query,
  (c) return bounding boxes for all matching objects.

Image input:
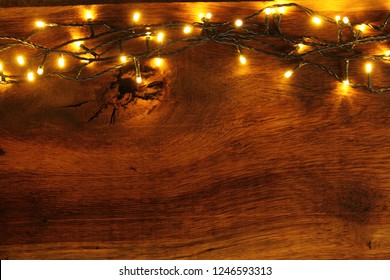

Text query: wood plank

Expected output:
[0,1,269,9]
[0,0,388,12]
[1,0,272,5]
[0,1,390,259]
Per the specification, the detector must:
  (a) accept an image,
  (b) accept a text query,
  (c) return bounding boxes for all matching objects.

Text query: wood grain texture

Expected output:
[0,1,269,8]
[1,1,390,259]
[1,0,389,11]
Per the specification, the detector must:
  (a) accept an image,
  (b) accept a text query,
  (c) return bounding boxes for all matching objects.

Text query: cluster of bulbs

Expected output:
[0,3,390,94]
[0,8,196,85]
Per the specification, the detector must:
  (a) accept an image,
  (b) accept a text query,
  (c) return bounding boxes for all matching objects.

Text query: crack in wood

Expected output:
[62,65,166,124]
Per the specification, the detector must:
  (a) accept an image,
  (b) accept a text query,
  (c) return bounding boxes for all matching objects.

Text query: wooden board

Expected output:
[1,1,268,8]
[1,1,390,259]
[1,0,389,11]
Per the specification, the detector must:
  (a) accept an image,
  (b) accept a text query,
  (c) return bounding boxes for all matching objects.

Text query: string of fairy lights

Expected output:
[0,2,390,93]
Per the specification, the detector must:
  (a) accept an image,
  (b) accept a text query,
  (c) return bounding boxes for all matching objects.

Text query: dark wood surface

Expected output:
[1,1,390,259]
[0,0,268,8]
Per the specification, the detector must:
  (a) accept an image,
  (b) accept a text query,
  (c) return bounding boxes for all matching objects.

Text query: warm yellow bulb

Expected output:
[365,63,372,73]
[58,55,65,68]
[335,15,341,22]
[239,55,247,65]
[312,17,321,25]
[356,24,366,32]
[278,7,285,14]
[85,10,93,21]
[343,80,349,85]
[37,66,44,75]
[155,57,163,67]
[27,71,35,81]
[136,76,142,83]
[74,41,83,49]
[235,19,243,27]
[385,50,390,56]
[17,56,25,65]
[342,17,349,24]
[133,12,140,22]
[298,43,304,49]
[206,13,212,20]
[120,55,127,63]
[284,70,293,78]
[0,62,3,72]
[183,25,192,34]
[157,32,164,42]
[35,20,45,28]
[199,13,205,20]
[264,8,271,15]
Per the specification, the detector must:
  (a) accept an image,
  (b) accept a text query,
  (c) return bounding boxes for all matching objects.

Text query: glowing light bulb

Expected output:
[0,62,3,71]
[342,17,349,24]
[35,20,45,28]
[235,19,243,27]
[17,56,25,65]
[136,76,142,83]
[312,17,322,25]
[343,80,349,85]
[278,7,285,14]
[157,32,164,42]
[365,63,372,73]
[133,12,140,22]
[120,55,127,63]
[155,57,163,67]
[335,15,341,22]
[85,10,93,21]
[27,71,35,81]
[284,70,293,78]
[183,25,192,34]
[206,13,212,20]
[239,55,247,65]
[199,13,205,20]
[357,24,366,32]
[37,66,44,75]
[74,41,83,49]
[298,43,304,50]
[58,55,65,68]
[264,8,271,15]
[385,50,390,56]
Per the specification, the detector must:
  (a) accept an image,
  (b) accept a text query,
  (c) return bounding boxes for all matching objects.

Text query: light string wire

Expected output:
[0,3,390,93]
